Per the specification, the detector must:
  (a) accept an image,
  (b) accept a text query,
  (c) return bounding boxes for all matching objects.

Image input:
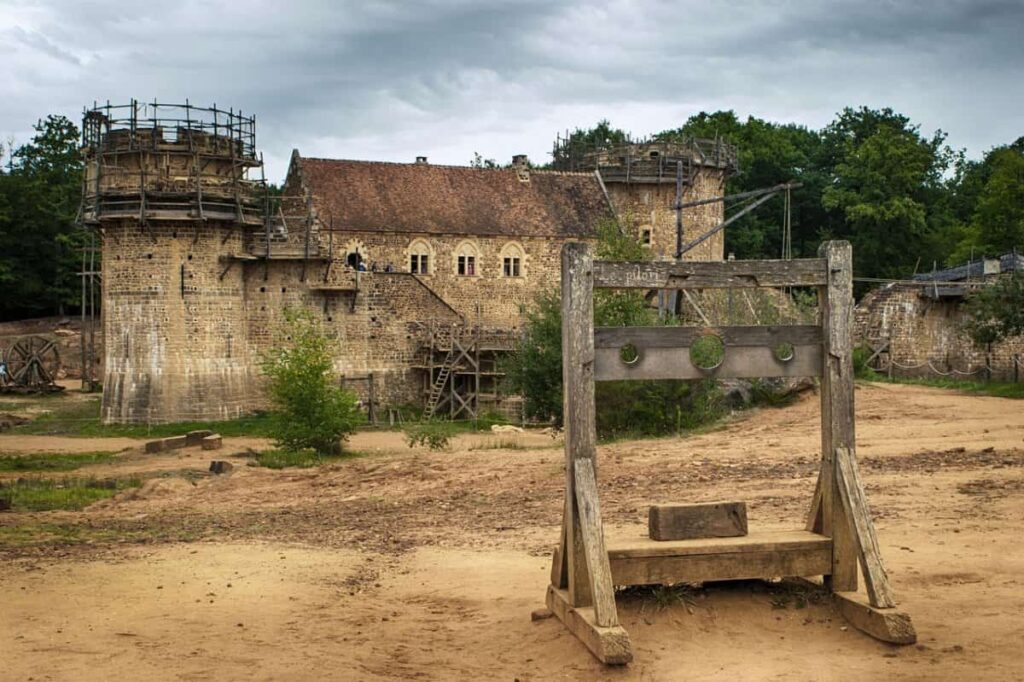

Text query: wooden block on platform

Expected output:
[144,435,188,454]
[546,585,632,665]
[648,501,748,541]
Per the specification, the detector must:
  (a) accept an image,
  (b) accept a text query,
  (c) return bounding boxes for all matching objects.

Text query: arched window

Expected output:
[407,239,433,275]
[500,242,525,277]
[454,241,480,277]
[343,239,368,270]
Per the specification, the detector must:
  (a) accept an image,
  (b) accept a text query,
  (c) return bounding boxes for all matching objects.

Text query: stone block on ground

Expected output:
[186,429,215,446]
[209,460,234,474]
[200,434,223,450]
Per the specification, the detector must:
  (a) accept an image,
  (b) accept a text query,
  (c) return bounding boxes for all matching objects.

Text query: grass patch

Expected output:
[474,438,530,450]
[13,396,277,438]
[0,476,141,512]
[0,451,119,472]
[249,448,354,469]
[871,376,1024,399]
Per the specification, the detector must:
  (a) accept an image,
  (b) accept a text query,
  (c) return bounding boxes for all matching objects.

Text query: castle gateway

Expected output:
[82,101,736,423]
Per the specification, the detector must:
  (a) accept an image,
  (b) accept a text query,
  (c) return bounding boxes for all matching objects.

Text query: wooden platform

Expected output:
[606,530,832,586]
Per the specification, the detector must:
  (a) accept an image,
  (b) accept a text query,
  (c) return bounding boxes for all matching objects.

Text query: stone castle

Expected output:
[81,101,737,424]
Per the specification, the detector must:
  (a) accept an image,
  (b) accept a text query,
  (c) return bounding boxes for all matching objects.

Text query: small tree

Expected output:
[261,309,364,455]
[962,273,1024,346]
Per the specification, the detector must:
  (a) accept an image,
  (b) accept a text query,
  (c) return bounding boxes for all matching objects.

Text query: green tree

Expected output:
[962,273,1024,346]
[0,115,85,320]
[549,119,630,170]
[964,142,1024,257]
[818,107,954,280]
[260,309,364,455]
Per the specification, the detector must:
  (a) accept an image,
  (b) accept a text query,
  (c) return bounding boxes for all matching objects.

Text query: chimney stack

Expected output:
[415,156,428,164]
[512,154,529,182]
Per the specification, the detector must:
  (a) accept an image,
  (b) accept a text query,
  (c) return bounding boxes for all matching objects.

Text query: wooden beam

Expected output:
[594,325,822,348]
[836,446,896,608]
[546,586,632,665]
[573,459,618,627]
[594,344,822,381]
[561,242,598,607]
[608,532,832,586]
[593,258,828,290]
[834,590,916,644]
[819,240,858,591]
[648,501,748,541]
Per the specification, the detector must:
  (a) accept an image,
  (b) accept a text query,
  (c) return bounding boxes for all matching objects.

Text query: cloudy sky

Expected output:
[1,0,1021,182]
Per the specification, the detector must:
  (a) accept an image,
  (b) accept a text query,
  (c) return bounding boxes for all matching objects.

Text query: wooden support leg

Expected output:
[573,459,618,627]
[546,586,632,665]
[835,446,896,608]
[833,590,916,644]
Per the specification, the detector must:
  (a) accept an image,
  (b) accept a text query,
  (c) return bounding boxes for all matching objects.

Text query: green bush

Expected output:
[852,345,882,380]
[261,309,364,455]
[404,421,456,451]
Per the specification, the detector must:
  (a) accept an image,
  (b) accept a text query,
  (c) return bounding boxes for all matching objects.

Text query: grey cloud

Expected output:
[0,0,1021,181]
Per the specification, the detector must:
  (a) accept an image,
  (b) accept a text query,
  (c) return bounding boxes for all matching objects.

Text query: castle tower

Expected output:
[81,101,266,423]
[553,138,739,262]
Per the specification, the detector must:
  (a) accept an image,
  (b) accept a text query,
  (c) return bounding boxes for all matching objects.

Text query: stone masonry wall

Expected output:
[855,282,1024,381]
[101,222,255,423]
[605,169,727,262]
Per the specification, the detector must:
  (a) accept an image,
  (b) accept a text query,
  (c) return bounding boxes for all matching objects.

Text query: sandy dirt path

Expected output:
[1,382,1022,680]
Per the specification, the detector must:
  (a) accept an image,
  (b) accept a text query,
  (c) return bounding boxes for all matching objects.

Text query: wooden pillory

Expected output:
[547,241,915,665]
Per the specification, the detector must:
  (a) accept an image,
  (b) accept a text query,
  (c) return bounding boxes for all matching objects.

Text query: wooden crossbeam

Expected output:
[594,344,822,381]
[592,258,828,290]
[594,325,822,348]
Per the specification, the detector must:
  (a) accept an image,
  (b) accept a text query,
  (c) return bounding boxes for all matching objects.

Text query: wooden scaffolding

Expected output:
[548,241,915,664]
[416,323,518,420]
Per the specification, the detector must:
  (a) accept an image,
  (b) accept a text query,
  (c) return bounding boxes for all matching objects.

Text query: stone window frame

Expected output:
[499,241,526,278]
[640,225,652,248]
[406,238,434,276]
[453,240,481,277]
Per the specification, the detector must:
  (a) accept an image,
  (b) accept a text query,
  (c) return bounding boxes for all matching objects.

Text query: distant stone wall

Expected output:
[0,317,102,381]
[854,282,1024,381]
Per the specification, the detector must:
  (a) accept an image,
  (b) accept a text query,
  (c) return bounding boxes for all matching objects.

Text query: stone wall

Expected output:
[101,222,255,423]
[604,169,727,262]
[855,282,1024,381]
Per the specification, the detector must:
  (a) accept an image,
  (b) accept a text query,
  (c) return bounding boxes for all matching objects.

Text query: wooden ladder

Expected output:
[424,349,456,418]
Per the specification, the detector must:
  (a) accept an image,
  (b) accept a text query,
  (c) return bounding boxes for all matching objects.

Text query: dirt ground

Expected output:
[1,382,1022,680]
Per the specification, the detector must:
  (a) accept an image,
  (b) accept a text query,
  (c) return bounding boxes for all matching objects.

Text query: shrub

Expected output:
[852,345,882,380]
[260,309,364,455]
[404,421,456,451]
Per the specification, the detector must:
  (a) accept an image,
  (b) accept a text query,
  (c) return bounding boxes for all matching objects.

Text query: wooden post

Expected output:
[367,372,376,425]
[561,242,596,607]
[818,241,858,591]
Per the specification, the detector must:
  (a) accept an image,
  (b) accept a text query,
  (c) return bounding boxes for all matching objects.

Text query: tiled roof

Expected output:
[296,155,612,238]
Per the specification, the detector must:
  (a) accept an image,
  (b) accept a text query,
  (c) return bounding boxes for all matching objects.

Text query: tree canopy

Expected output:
[0,115,85,321]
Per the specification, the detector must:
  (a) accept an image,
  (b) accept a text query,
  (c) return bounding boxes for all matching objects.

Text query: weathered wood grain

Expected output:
[546,586,633,665]
[836,446,896,608]
[818,240,858,591]
[574,459,619,627]
[592,258,828,289]
[594,344,822,381]
[594,325,822,348]
[834,591,916,644]
[648,501,748,541]
[609,545,832,586]
[561,243,597,607]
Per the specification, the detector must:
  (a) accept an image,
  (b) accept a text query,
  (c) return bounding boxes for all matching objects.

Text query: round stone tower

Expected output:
[81,101,265,423]
[553,138,739,262]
